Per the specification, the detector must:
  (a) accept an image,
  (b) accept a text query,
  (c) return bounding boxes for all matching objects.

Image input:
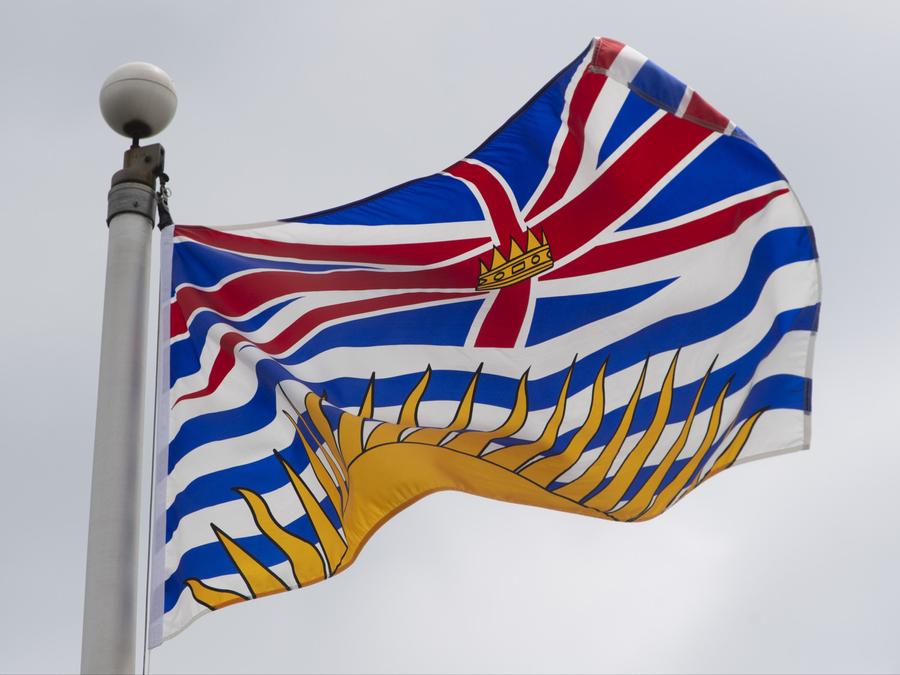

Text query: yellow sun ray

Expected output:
[485,361,575,471]
[609,362,713,522]
[336,374,376,464]
[234,488,327,587]
[275,451,348,574]
[405,365,482,445]
[365,367,432,448]
[553,359,648,502]
[700,409,765,484]
[185,579,247,611]
[359,373,375,418]
[399,366,431,427]
[519,360,607,486]
[305,392,349,488]
[632,379,730,521]
[211,524,289,598]
[585,352,678,512]
[442,371,529,456]
[282,411,344,514]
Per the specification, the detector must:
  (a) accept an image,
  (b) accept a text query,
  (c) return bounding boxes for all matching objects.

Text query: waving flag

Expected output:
[150,37,820,644]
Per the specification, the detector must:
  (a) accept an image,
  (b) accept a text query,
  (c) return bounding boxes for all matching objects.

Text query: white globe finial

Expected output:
[100,62,177,140]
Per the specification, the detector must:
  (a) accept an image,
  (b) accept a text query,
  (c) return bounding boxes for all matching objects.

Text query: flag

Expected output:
[150,37,821,644]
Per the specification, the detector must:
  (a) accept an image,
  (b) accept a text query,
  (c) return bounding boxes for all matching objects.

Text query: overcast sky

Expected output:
[1,1,898,673]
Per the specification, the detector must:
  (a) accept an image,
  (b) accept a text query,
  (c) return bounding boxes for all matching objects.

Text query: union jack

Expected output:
[150,37,820,644]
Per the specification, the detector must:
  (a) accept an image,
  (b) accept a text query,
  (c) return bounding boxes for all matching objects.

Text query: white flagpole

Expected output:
[81,63,176,675]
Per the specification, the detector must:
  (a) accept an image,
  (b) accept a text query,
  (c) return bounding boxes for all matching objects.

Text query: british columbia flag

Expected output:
[150,37,821,644]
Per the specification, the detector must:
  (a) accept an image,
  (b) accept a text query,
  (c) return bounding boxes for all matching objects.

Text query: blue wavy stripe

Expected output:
[167,225,815,471]
[172,240,370,291]
[169,298,296,387]
[163,300,817,561]
[163,367,810,614]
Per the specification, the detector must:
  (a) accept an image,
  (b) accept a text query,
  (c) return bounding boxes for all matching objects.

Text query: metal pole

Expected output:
[81,146,164,675]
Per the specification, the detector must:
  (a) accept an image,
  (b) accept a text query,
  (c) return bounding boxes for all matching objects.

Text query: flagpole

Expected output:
[81,63,176,675]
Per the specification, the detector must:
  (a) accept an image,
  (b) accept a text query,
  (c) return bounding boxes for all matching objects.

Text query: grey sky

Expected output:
[1,1,898,673]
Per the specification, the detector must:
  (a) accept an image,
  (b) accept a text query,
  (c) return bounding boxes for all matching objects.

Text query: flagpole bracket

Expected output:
[107,142,173,227]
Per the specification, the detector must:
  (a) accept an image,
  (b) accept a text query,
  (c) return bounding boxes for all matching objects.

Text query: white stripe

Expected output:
[606,44,648,85]
[564,77,631,203]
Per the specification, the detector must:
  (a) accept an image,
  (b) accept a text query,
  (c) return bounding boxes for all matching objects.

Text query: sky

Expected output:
[0,1,899,673]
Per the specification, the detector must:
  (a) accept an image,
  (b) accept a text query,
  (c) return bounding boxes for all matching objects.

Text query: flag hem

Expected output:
[148,225,174,649]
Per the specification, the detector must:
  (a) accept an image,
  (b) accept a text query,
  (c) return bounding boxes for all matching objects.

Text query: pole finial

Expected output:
[100,62,177,141]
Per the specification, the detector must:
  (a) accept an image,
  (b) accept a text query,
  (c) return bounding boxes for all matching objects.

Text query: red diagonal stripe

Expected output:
[171,260,477,337]
[474,281,532,348]
[524,71,608,221]
[174,291,480,405]
[446,162,522,244]
[175,225,490,266]
[541,189,788,280]
[538,114,714,262]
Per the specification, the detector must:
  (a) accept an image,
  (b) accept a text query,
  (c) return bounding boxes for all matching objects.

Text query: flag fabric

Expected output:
[149,37,820,644]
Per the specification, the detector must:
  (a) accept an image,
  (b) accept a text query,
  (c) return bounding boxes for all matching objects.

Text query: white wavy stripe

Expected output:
[169,191,804,421]
[165,377,313,506]
[165,458,337,581]
[169,287,481,404]
[520,45,594,216]
[165,259,817,504]
[163,328,814,603]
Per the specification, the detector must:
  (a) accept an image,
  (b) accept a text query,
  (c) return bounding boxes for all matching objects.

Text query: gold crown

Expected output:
[477,227,553,291]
